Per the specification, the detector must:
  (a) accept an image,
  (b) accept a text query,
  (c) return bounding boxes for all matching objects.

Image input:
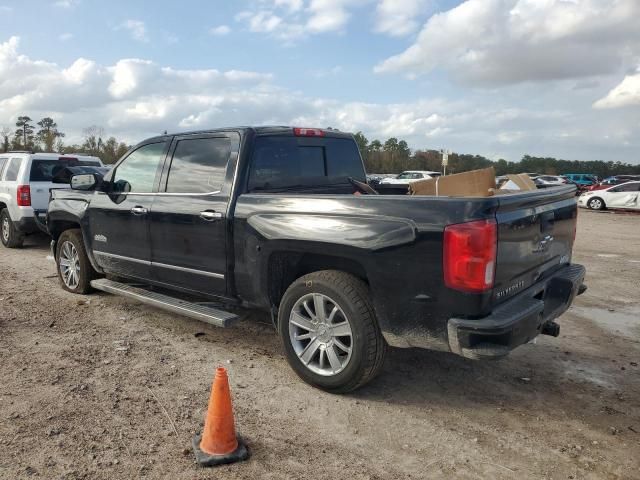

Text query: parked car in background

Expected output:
[589,175,640,191]
[378,170,441,185]
[366,173,395,188]
[0,152,103,248]
[563,173,598,187]
[534,175,568,187]
[578,181,640,211]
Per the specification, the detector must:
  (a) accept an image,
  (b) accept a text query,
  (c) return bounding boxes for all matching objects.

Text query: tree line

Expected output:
[2,118,638,176]
[0,116,130,165]
[354,132,640,178]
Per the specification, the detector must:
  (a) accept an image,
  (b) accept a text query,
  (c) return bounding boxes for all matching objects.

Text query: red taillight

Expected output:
[17,185,31,207]
[443,219,497,293]
[293,127,325,137]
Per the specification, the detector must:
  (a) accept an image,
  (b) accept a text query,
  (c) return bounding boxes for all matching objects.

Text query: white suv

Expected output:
[0,152,103,248]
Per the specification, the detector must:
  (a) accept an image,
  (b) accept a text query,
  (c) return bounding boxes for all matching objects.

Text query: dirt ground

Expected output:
[1,209,639,480]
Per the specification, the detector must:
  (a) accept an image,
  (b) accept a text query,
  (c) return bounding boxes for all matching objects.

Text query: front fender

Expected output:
[48,196,103,274]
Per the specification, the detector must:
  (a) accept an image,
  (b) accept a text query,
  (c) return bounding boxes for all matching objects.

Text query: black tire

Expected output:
[588,197,606,210]
[278,270,386,393]
[0,208,24,248]
[56,229,97,294]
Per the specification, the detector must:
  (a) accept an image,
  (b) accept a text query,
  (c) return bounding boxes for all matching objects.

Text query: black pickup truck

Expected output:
[47,126,586,392]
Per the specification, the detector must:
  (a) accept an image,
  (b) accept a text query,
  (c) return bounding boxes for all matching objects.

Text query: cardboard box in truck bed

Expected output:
[409,167,537,197]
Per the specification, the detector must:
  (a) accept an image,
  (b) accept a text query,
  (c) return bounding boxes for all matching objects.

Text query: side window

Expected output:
[4,158,22,181]
[609,183,637,193]
[112,143,166,193]
[165,137,231,194]
[0,158,7,179]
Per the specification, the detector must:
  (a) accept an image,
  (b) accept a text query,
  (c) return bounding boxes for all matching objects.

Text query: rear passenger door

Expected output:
[149,132,239,296]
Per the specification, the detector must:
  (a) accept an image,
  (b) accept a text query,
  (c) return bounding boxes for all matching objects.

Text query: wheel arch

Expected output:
[588,196,606,209]
[49,217,103,273]
[266,251,369,314]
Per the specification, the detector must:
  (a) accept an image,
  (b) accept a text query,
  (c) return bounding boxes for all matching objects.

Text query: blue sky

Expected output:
[1,0,639,162]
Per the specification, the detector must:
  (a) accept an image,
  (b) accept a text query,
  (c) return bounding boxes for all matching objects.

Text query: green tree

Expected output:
[369,139,382,152]
[82,125,104,156]
[0,126,10,153]
[353,131,369,157]
[101,137,130,164]
[398,140,411,157]
[383,137,399,152]
[37,117,65,152]
[15,116,35,149]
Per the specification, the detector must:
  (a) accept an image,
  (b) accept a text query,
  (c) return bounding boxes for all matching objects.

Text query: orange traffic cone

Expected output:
[193,367,249,467]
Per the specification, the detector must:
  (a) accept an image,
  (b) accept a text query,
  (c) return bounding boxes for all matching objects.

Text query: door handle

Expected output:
[131,206,148,215]
[200,210,223,221]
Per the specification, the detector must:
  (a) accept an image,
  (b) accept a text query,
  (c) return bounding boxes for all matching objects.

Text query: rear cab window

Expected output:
[29,158,102,182]
[248,135,365,192]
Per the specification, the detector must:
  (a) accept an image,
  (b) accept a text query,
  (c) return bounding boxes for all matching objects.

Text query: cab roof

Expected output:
[141,126,354,144]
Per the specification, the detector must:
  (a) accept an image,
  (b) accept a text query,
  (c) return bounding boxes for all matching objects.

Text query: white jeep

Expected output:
[0,152,103,248]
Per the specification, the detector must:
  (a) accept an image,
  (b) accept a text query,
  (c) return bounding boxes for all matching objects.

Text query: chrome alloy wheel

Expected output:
[59,241,81,289]
[589,198,603,210]
[288,293,353,376]
[1,217,9,243]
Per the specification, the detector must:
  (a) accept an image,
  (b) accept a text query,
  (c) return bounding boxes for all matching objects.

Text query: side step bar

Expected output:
[90,278,238,328]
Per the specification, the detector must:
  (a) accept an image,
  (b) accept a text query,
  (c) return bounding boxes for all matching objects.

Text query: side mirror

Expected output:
[70,173,99,190]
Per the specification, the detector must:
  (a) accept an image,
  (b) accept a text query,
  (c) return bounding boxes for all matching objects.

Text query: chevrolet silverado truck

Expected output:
[46,127,586,392]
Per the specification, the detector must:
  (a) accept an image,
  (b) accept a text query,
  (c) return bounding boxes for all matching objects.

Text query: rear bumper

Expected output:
[447,263,586,360]
[13,216,39,234]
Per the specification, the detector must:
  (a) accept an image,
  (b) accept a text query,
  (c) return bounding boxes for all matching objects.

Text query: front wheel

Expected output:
[278,270,386,393]
[588,197,605,210]
[56,229,97,294]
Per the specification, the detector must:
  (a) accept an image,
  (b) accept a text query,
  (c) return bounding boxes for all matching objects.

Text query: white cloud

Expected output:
[54,0,79,8]
[375,0,640,86]
[374,0,429,37]
[209,25,232,36]
[594,68,640,109]
[119,19,149,43]
[0,35,637,162]
[236,0,362,40]
[0,5,12,12]
[273,0,303,11]
[58,32,74,41]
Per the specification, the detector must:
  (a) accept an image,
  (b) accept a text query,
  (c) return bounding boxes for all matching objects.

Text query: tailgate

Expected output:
[493,186,577,304]
[29,182,68,211]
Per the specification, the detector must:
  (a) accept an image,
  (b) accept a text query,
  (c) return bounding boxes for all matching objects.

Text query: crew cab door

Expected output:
[88,141,169,280]
[148,132,239,296]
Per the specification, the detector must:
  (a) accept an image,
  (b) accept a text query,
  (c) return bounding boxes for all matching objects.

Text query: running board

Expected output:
[90,278,238,328]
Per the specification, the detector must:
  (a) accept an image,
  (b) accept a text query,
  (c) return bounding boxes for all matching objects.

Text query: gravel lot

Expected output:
[1,210,639,479]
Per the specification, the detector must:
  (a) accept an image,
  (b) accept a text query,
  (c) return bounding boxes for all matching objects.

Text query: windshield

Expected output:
[30,158,101,182]
[248,135,365,192]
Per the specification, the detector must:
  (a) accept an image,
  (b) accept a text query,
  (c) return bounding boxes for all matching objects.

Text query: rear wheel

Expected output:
[278,270,386,393]
[0,209,24,248]
[56,229,97,294]
[588,197,605,210]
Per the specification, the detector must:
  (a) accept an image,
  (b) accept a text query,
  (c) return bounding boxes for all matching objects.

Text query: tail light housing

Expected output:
[443,219,497,293]
[17,185,31,207]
